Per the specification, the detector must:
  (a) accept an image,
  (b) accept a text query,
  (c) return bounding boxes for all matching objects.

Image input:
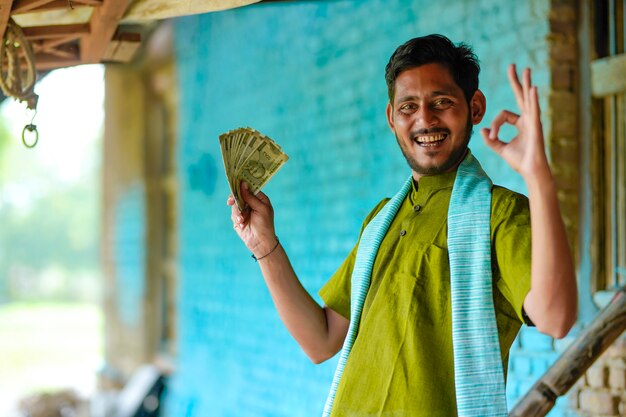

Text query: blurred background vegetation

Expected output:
[0,65,104,415]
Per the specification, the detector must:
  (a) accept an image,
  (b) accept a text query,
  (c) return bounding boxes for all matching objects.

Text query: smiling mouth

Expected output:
[414,133,447,147]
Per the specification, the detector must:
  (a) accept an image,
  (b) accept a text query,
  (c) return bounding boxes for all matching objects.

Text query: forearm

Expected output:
[257,243,347,363]
[524,168,578,338]
[228,187,347,362]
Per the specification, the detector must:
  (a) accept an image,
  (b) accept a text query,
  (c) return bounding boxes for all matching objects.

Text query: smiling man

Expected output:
[228,34,578,417]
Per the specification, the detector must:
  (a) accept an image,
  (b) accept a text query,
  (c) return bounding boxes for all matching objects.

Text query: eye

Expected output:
[399,103,417,114]
[432,98,453,109]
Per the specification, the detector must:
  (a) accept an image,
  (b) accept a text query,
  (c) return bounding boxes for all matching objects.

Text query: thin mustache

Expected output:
[411,128,450,136]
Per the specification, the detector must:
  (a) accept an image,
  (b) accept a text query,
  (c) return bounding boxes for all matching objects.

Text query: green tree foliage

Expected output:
[0,179,99,271]
[0,116,101,302]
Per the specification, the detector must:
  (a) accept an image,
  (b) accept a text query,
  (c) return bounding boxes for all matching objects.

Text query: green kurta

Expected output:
[319,170,532,417]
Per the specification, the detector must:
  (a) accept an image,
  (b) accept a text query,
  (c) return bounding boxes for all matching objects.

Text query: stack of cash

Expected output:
[219,127,289,211]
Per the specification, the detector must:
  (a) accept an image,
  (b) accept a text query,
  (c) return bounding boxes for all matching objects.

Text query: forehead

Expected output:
[394,63,463,101]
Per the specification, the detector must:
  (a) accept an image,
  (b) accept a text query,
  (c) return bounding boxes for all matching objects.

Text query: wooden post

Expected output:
[509,287,626,417]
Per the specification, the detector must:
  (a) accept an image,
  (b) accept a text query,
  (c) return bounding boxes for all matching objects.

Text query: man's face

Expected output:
[386,63,485,179]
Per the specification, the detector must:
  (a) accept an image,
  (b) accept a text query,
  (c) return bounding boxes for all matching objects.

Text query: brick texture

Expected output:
[579,390,620,415]
[571,334,626,417]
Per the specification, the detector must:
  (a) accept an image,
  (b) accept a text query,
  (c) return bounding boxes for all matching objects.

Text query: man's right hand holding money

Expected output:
[227,181,349,363]
[228,181,279,260]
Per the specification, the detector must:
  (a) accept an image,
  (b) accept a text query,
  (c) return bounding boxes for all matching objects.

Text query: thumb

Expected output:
[241,182,268,211]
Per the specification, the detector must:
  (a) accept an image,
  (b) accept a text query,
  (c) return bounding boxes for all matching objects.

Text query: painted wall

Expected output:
[166,1,573,415]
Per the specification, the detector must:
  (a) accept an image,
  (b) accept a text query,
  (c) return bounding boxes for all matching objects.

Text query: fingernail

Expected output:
[242,182,248,190]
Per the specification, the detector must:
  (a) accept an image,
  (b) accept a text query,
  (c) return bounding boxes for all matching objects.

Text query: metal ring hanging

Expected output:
[22,124,38,148]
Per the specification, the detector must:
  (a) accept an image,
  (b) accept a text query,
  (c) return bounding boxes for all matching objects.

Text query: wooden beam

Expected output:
[72,0,103,5]
[102,39,139,62]
[509,287,626,417]
[35,45,75,58]
[11,0,56,14]
[0,1,13,44]
[34,50,80,70]
[11,0,101,14]
[32,34,80,53]
[102,32,140,62]
[81,0,132,64]
[33,38,79,58]
[22,23,89,39]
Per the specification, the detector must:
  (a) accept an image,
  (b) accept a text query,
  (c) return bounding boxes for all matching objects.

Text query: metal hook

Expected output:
[26,107,37,124]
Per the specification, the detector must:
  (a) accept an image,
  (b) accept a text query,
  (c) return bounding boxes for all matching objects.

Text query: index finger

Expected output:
[507,64,524,111]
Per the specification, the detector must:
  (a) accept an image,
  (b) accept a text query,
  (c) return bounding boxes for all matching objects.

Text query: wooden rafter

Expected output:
[35,54,80,69]
[36,44,76,58]
[0,0,141,71]
[81,0,133,63]
[11,0,56,14]
[11,0,102,14]
[22,23,89,39]
[0,1,12,45]
[32,36,81,57]
[102,31,140,62]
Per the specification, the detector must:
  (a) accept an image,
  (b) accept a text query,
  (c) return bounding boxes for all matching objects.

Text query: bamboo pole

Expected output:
[509,287,626,417]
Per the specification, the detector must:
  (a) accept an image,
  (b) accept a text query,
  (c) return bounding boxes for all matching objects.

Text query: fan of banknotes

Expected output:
[219,127,289,211]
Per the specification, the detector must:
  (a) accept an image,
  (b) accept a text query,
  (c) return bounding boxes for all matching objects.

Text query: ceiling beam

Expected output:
[35,54,80,70]
[81,0,132,63]
[11,0,56,14]
[32,35,81,54]
[12,0,102,14]
[0,1,13,44]
[72,0,103,5]
[103,32,140,62]
[35,44,76,58]
[22,23,89,39]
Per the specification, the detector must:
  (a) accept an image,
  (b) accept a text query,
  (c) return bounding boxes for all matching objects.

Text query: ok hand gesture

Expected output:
[481,64,551,180]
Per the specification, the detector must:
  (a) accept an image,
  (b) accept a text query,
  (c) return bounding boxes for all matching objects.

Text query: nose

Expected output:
[416,106,438,128]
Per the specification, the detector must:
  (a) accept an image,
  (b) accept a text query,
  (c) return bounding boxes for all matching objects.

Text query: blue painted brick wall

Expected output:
[167,1,567,416]
[114,184,146,328]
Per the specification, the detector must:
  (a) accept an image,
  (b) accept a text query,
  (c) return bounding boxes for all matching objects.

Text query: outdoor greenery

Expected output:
[0,302,102,415]
[0,86,102,302]
[0,179,100,301]
[0,65,105,412]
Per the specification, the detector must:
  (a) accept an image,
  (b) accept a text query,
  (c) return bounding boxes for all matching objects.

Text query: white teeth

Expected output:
[415,134,446,143]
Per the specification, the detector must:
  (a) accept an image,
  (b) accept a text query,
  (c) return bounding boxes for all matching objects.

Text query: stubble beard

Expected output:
[396,117,473,176]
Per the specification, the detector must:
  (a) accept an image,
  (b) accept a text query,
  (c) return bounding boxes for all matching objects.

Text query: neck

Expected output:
[412,148,469,182]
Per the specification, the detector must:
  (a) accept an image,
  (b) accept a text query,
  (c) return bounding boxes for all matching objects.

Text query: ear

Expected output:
[470,89,486,124]
[386,102,395,132]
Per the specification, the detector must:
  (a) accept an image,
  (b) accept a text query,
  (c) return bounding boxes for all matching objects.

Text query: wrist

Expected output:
[252,236,280,261]
[521,162,554,189]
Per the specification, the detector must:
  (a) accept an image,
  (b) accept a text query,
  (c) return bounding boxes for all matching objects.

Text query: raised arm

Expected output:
[228,182,349,362]
[481,64,577,339]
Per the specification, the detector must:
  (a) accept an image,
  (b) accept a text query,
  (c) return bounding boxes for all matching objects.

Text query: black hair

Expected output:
[385,34,480,104]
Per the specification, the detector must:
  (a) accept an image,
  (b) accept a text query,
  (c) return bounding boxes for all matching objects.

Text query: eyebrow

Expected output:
[395,89,458,104]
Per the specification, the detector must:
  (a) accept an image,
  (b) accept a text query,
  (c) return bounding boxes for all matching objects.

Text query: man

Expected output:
[228,34,577,416]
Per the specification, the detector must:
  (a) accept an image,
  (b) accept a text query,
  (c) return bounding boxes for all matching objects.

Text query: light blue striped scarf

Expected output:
[322,153,507,417]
